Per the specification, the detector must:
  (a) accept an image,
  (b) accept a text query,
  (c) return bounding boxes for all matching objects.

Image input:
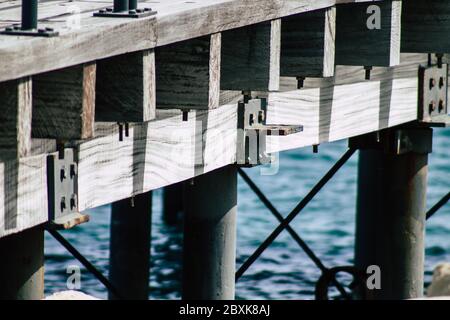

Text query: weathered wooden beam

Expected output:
[281,8,336,78]
[0,77,32,160]
[0,53,434,240]
[32,63,96,140]
[267,54,429,153]
[156,34,221,110]
[221,19,280,91]
[401,0,450,54]
[335,0,402,67]
[0,155,48,239]
[96,50,156,122]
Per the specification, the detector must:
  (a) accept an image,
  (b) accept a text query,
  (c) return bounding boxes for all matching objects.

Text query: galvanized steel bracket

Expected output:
[418,64,450,127]
[46,149,89,230]
[236,98,303,167]
[0,25,59,37]
[93,7,157,18]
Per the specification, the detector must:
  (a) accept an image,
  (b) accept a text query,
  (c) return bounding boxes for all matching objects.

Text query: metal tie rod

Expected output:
[426,191,450,220]
[46,229,123,299]
[235,148,356,280]
[238,168,351,299]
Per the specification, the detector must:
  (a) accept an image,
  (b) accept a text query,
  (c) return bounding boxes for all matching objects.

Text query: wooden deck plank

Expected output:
[0,0,378,83]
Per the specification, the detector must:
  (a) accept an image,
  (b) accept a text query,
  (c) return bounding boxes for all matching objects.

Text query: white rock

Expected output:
[427,263,450,298]
[45,290,100,300]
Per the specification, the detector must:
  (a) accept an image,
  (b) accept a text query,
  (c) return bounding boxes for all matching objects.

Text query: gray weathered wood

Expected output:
[281,7,336,78]
[96,50,156,122]
[221,19,281,91]
[32,63,96,140]
[156,33,221,110]
[335,0,401,67]
[0,0,376,83]
[267,53,430,153]
[401,0,450,54]
[0,77,32,160]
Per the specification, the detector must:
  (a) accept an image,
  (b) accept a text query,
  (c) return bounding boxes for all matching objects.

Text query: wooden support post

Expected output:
[281,7,336,78]
[183,166,237,300]
[336,0,402,67]
[401,0,450,54]
[96,50,156,122]
[221,20,280,91]
[156,34,221,110]
[0,226,44,300]
[0,77,32,160]
[354,128,431,300]
[32,63,96,140]
[162,182,184,226]
[109,192,152,300]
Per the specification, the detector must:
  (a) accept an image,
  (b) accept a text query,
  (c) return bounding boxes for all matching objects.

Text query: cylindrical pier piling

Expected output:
[109,192,152,300]
[183,166,237,300]
[0,226,44,300]
[162,182,185,225]
[355,128,431,300]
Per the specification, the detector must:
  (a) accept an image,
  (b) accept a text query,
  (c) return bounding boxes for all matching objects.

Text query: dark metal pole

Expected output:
[129,0,138,10]
[21,0,38,30]
[238,168,351,299]
[355,128,431,300]
[0,226,44,300]
[183,166,237,300]
[114,0,129,12]
[109,192,152,300]
[163,182,184,225]
[426,192,450,220]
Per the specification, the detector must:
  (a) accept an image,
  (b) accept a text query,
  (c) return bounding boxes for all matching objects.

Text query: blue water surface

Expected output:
[44,129,450,300]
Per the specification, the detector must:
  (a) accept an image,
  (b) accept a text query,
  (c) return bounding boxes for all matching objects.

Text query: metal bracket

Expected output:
[237,98,303,166]
[0,25,58,37]
[46,149,89,230]
[418,64,450,127]
[93,7,156,18]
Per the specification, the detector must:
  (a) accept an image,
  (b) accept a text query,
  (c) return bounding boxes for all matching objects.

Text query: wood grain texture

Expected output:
[0,77,32,160]
[401,0,450,54]
[0,155,48,238]
[76,104,237,211]
[156,34,221,110]
[96,50,156,122]
[281,7,336,78]
[32,63,96,140]
[267,53,431,153]
[335,0,401,67]
[0,0,378,83]
[221,20,280,91]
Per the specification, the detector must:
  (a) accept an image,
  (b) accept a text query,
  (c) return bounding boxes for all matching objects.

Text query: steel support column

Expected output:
[354,128,431,300]
[183,166,237,300]
[0,226,44,300]
[109,192,152,300]
[162,182,185,225]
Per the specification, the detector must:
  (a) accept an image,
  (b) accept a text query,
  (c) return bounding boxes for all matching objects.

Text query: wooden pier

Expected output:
[0,0,448,300]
